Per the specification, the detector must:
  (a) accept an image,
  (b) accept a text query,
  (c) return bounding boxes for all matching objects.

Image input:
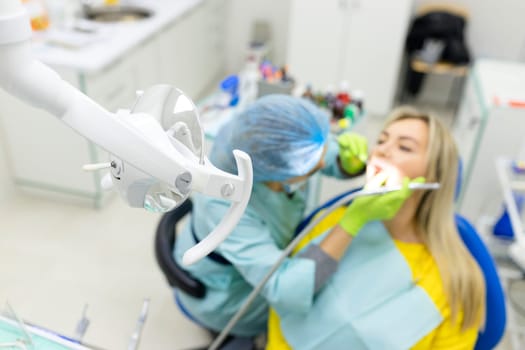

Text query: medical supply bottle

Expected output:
[21,0,49,31]
[238,59,260,109]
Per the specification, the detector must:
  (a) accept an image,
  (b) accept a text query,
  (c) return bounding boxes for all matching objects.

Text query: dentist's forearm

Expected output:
[320,225,354,261]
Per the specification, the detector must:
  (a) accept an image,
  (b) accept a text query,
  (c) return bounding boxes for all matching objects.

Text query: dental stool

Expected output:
[154,199,257,350]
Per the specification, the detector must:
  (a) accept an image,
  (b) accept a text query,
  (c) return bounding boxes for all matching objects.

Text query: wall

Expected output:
[224,0,291,73]
[411,0,525,104]
[412,0,525,60]
[224,0,525,106]
[0,137,12,204]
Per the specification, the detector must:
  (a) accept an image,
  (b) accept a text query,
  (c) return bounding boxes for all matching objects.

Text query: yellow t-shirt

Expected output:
[266,209,478,350]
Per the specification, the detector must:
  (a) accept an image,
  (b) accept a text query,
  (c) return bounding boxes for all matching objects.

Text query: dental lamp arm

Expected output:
[0,1,253,265]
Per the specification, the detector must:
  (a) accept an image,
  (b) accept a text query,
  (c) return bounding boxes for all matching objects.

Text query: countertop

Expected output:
[32,0,203,74]
[473,59,525,110]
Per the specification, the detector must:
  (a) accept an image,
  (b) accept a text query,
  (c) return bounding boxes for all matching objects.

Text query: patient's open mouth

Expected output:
[371,164,382,176]
[366,159,402,187]
[367,160,386,180]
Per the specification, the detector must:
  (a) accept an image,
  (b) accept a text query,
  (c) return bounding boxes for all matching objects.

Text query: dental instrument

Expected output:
[0,1,253,265]
[209,182,440,350]
[73,304,90,343]
[127,299,149,350]
[2,302,33,349]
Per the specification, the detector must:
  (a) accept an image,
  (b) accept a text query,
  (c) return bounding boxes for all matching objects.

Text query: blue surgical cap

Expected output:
[209,94,330,182]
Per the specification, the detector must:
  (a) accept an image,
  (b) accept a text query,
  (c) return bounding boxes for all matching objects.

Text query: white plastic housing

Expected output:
[0,3,254,265]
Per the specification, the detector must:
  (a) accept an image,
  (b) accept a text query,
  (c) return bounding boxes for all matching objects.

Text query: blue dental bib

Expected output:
[279,221,443,350]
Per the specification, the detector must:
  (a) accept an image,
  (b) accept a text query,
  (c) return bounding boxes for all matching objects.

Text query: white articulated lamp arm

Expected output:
[0,0,253,265]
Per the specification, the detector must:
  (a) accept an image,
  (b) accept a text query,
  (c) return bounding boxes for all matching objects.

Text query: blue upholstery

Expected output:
[455,214,506,350]
[296,188,506,349]
[455,159,506,348]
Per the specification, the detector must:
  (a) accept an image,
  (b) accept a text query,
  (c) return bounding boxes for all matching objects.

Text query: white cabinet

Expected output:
[454,59,525,223]
[0,0,226,207]
[286,0,412,116]
[158,0,226,99]
[0,47,157,208]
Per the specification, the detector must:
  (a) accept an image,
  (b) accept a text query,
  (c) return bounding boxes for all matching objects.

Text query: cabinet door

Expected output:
[159,5,207,99]
[200,0,227,89]
[132,35,162,91]
[453,75,485,181]
[459,107,525,221]
[341,0,412,116]
[83,58,137,113]
[287,0,346,89]
[0,68,104,197]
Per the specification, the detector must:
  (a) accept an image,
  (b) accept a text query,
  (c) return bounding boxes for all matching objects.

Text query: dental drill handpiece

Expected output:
[208,182,440,350]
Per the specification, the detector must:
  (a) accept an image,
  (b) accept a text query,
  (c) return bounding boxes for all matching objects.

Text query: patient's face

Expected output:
[366,118,429,186]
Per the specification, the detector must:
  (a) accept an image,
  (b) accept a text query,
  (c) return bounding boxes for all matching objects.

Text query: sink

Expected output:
[82,5,153,23]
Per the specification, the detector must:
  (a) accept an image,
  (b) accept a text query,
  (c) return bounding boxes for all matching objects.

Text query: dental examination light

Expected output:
[0,1,253,265]
[209,182,440,350]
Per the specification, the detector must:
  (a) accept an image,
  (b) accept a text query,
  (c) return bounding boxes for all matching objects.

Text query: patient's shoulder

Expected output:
[394,241,448,313]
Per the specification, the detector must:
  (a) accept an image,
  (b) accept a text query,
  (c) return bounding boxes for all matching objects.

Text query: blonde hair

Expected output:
[385,106,486,330]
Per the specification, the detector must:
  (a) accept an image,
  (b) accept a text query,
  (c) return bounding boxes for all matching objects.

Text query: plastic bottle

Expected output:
[336,81,351,105]
[238,60,260,109]
[324,85,336,113]
[344,103,358,121]
[21,0,50,31]
[332,99,345,119]
[302,84,314,101]
[352,89,364,114]
[218,75,240,107]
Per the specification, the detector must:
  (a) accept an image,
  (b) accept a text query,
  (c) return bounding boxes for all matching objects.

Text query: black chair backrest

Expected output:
[154,199,206,298]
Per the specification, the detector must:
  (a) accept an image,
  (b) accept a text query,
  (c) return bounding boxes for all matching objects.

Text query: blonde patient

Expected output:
[267,107,486,349]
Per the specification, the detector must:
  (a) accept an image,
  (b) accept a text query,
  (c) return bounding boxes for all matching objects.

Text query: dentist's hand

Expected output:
[337,133,368,175]
[339,176,425,236]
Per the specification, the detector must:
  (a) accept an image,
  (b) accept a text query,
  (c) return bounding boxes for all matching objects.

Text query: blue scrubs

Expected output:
[173,137,346,335]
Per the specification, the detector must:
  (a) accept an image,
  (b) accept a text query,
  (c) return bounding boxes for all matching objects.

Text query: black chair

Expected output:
[154,199,206,298]
[155,200,257,350]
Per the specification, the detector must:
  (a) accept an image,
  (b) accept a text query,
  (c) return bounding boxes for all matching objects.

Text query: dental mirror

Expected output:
[108,85,208,213]
[132,85,205,164]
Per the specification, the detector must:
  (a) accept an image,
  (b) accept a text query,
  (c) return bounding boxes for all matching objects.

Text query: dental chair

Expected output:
[156,187,506,349]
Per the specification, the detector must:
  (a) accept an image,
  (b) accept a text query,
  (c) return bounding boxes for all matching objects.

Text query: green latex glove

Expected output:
[339,176,426,236]
[337,132,368,175]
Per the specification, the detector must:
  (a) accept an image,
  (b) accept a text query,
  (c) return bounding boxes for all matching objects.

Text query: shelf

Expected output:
[410,58,469,77]
[496,157,525,245]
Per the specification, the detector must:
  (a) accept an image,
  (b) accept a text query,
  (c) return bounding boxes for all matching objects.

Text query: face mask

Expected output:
[283,178,308,194]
